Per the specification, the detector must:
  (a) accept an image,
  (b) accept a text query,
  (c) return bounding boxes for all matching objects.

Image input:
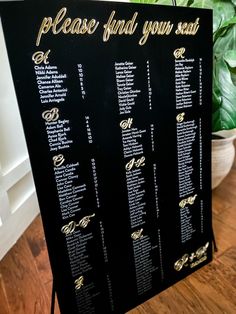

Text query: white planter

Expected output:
[212,129,236,189]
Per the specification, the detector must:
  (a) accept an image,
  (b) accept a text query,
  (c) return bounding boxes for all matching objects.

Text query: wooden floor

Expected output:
[0,162,236,313]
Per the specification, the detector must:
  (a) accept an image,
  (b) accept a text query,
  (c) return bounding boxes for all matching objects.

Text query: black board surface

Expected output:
[0,1,212,313]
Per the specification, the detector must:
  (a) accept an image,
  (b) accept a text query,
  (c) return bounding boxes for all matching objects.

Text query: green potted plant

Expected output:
[210,0,236,188]
[130,0,236,188]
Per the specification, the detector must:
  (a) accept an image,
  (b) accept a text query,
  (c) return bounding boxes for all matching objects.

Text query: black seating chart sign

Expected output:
[0,1,212,313]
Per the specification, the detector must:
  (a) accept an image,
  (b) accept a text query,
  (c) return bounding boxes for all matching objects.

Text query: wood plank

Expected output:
[0,275,11,314]
[216,205,236,232]
[44,280,61,314]
[186,254,236,313]
[24,214,52,285]
[214,169,236,203]
[128,277,216,314]
[215,247,236,290]
[212,162,236,217]
[212,191,231,216]
[0,234,50,314]
[129,251,236,314]
[212,215,236,258]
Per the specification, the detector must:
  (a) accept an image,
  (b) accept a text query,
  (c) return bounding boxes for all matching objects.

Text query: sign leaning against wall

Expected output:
[0,1,212,313]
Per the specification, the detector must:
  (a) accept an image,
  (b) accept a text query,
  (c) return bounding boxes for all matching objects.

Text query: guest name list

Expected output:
[1,2,212,313]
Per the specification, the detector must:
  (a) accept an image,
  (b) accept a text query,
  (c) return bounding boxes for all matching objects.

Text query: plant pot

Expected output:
[212,129,236,189]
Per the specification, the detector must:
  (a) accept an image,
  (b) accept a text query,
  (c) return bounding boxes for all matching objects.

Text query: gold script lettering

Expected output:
[61,214,95,235]
[32,50,51,64]
[61,221,77,235]
[103,11,138,42]
[36,17,52,47]
[120,118,133,130]
[175,18,200,35]
[36,7,99,46]
[174,242,209,271]
[176,112,185,123]
[78,214,95,228]
[131,229,143,240]
[53,154,65,167]
[190,255,207,268]
[74,276,84,290]
[173,47,185,59]
[125,156,145,171]
[179,194,197,208]
[42,108,59,122]
[139,20,173,46]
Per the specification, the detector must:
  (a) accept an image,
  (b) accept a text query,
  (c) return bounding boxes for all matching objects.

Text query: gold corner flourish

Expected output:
[174,242,209,271]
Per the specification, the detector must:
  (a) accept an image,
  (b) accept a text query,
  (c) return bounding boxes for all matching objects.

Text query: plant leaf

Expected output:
[230,67,236,85]
[213,58,236,131]
[213,60,222,106]
[191,0,235,35]
[220,15,236,29]
[214,24,236,58]
[155,0,189,5]
[130,0,158,3]
[214,16,236,42]
[190,0,213,9]
[223,50,236,87]
[224,50,236,67]
[212,0,235,34]
[231,0,236,6]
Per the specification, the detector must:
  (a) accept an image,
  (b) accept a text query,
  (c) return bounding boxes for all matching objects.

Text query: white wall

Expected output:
[0,19,39,260]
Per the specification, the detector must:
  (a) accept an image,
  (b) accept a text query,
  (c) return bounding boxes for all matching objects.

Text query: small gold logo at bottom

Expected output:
[174,242,209,271]
[190,255,207,268]
[174,254,189,271]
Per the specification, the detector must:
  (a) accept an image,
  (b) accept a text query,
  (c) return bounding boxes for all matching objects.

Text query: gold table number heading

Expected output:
[53,154,65,167]
[42,107,59,122]
[174,47,186,59]
[120,118,133,130]
[75,276,84,290]
[176,112,185,123]
[179,194,197,208]
[125,156,145,171]
[78,214,96,228]
[61,214,96,235]
[131,229,144,240]
[32,50,51,64]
